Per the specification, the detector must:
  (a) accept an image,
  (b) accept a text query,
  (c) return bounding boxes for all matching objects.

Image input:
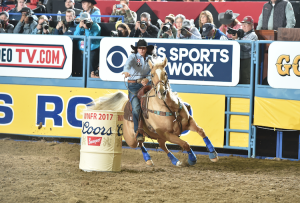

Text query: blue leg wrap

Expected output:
[187,149,197,166]
[167,152,179,166]
[209,151,218,159]
[141,146,151,162]
[203,137,215,153]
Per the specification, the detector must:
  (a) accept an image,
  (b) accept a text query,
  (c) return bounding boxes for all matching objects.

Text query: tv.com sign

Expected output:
[0,34,72,79]
[99,38,240,86]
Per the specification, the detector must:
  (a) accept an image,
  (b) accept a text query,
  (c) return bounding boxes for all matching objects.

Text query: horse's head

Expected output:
[149,57,169,100]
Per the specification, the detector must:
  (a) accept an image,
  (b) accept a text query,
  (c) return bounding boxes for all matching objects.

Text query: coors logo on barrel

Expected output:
[87,136,102,146]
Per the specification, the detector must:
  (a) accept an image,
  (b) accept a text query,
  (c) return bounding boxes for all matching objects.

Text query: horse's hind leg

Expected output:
[123,120,154,166]
[157,139,181,166]
[123,120,138,148]
[188,116,219,162]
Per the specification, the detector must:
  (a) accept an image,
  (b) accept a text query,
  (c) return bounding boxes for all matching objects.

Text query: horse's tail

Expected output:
[87,91,128,111]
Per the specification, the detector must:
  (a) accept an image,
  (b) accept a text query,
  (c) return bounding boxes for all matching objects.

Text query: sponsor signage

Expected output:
[0,84,225,147]
[268,42,300,89]
[100,38,240,86]
[0,34,72,79]
[87,136,102,146]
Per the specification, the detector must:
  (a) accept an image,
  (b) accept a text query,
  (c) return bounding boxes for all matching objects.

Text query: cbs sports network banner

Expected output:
[100,38,240,86]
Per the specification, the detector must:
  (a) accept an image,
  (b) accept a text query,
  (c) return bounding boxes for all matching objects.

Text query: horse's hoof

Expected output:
[210,157,219,162]
[209,151,219,162]
[146,159,154,167]
[188,159,197,166]
[176,161,182,167]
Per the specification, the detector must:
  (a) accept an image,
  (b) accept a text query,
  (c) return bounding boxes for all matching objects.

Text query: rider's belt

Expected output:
[128,79,143,84]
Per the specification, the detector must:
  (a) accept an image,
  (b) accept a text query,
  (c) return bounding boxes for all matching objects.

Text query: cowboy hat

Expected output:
[131,39,154,51]
[218,10,239,25]
[80,0,97,5]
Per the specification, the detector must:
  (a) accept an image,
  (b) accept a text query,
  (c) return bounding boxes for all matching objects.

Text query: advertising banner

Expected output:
[99,38,240,86]
[0,84,225,147]
[0,34,72,79]
[268,42,300,89]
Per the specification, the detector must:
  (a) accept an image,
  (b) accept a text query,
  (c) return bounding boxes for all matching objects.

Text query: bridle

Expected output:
[151,73,169,96]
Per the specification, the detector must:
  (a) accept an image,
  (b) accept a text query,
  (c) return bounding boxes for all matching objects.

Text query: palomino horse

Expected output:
[88,57,218,166]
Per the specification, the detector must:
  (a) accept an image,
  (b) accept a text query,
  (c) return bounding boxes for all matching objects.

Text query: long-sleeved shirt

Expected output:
[238,30,258,59]
[205,29,228,40]
[0,23,14,33]
[123,53,152,81]
[256,1,295,30]
[13,21,37,34]
[31,26,54,34]
[176,27,201,39]
[53,24,76,35]
[74,22,101,51]
[109,9,137,24]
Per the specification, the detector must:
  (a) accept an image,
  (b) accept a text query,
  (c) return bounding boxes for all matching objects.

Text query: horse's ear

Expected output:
[162,57,168,68]
[148,59,153,70]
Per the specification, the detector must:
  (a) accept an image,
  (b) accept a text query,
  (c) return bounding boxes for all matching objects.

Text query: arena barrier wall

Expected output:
[0,35,255,158]
[1,35,300,159]
[252,40,300,160]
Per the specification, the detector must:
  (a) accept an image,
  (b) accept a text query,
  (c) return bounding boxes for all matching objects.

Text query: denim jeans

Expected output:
[128,83,144,133]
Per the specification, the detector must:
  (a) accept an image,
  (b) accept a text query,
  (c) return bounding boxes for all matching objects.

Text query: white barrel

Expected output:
[79,110,123,172]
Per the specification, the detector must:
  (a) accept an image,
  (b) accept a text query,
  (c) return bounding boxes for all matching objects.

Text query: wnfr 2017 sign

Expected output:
[100,38,240,86]
[268,42,300,89]
[0,35,72,79]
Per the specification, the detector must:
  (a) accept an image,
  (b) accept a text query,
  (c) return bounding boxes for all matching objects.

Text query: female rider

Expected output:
[122,39,154,142]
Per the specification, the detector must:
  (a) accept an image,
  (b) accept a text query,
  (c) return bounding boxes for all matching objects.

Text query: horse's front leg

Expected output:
[188,116,219,162]
[156,129,197,166]
[157,139,182,166]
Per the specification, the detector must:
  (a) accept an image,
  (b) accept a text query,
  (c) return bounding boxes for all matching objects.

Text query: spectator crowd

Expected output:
[1,0,296,83]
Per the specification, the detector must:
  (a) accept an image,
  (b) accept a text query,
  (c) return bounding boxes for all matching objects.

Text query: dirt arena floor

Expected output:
[1,139,300,203]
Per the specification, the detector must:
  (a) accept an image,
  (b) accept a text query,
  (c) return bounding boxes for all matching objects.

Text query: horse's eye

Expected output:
[151,74,154,77]
[165,73,167,76]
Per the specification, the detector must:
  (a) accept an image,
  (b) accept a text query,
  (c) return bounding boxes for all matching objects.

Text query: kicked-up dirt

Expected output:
[1,139,300,203]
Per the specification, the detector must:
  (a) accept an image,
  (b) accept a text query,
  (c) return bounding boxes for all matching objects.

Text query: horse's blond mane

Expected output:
[151,60,166,70]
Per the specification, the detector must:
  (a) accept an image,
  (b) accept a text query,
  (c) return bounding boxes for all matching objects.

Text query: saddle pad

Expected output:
[124,101,133,122]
